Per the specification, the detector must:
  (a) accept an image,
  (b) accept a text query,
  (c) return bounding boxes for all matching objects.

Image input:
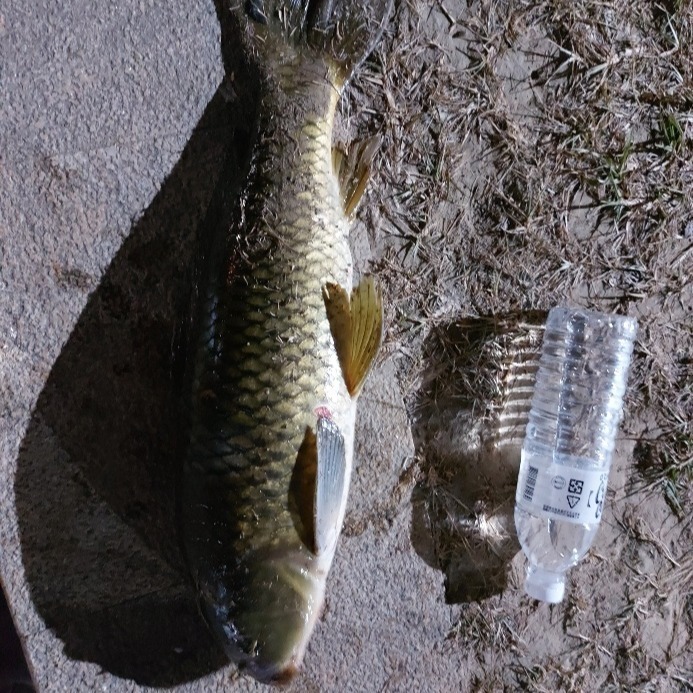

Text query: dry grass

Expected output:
[447,599,522,650]
[341,0,692,689]
[345,0,692,511]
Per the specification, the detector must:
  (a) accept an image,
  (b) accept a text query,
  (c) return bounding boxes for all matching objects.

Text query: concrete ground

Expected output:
[0,2,461,691]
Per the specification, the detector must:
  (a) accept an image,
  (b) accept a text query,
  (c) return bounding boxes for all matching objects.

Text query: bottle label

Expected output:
[516,462,608,524]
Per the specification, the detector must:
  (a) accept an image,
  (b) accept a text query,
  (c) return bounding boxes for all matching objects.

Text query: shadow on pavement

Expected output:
[14,3,258,686]
[1,585,34,693]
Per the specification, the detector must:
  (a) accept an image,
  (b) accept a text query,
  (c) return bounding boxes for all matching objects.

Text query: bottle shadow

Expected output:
[409,312,546,603]
[13,4,259,686]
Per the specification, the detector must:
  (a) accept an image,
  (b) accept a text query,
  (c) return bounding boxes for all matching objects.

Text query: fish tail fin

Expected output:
[242,0,393,82]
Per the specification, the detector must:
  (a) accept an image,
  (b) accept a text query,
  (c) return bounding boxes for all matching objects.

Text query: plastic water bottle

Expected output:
[514,307,637,603]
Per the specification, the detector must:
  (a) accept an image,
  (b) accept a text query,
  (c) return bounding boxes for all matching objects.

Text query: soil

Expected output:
[346,2,693,690]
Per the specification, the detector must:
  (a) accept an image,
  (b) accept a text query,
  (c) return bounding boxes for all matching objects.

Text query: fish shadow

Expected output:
[409,313,546,603]
[13,5,259,686]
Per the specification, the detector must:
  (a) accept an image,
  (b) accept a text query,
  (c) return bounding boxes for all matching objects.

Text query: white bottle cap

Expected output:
[524,566,566,603]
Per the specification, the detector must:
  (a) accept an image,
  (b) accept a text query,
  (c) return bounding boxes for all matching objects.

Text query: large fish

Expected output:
[180,0,392,684]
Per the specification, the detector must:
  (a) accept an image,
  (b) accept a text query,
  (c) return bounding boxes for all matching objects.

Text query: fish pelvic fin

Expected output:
[323,275,383,397]
[242,0,393,82]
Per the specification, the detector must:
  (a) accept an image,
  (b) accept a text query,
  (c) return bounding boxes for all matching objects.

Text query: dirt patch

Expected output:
[344,0,692,688]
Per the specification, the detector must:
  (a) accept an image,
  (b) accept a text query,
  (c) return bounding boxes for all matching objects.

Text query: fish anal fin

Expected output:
[314,417,346,556]
[333,138,379,218]
[323,276,383,397]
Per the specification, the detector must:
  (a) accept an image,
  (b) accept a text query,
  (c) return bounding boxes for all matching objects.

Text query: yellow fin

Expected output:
[332,146,346,182]
[323,276,383,397]
[332,138,379,218]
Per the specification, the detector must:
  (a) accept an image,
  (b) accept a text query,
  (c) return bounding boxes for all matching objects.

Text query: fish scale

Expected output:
[184,68,349,548]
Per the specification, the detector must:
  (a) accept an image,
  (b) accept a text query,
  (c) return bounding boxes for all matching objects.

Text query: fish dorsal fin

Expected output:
[314,417,346,556]
[322,276,383,397]
[332,138,379,218]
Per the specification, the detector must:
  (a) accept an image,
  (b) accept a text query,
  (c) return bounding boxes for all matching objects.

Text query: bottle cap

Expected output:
[524,566,565,603]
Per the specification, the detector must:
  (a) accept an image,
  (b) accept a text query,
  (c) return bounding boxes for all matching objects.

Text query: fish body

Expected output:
[180,0,391,684]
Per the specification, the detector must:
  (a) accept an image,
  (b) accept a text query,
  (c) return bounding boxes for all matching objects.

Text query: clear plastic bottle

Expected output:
[514,307,637,603]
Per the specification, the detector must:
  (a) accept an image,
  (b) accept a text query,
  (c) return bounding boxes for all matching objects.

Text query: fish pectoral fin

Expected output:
[323,276,383,397]
[333,138,380,218]
[314,417,347,556]
[289,427,319,552]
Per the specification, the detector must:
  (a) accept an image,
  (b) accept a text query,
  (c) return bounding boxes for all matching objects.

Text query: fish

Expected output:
[179,0,393,684]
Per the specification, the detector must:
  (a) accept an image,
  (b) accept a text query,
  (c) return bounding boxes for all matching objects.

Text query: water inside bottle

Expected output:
[514,505,598,574]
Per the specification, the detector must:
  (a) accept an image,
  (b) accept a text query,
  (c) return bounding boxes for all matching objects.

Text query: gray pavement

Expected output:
[0,1,463,691]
